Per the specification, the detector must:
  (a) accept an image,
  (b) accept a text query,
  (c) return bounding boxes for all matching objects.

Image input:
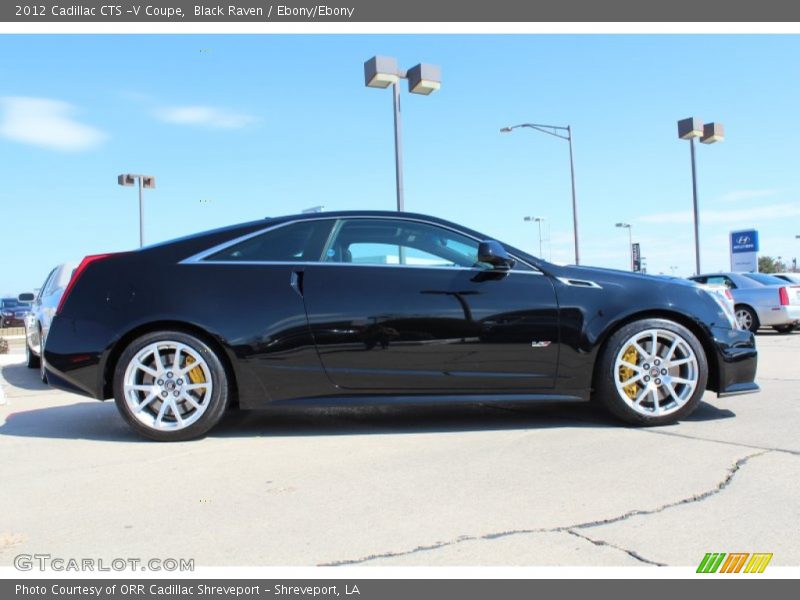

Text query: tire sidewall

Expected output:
[596,318,709,426]
[113,330,229,441]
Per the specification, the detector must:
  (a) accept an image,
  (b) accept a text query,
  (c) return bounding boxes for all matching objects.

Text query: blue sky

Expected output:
[1,34,800,294]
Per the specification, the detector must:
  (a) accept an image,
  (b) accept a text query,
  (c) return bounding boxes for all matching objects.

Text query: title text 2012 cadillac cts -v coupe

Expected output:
[44,211,759,441]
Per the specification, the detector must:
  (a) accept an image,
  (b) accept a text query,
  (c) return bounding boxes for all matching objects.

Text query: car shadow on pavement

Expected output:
[1,362,49,392]
[0,400,735,442]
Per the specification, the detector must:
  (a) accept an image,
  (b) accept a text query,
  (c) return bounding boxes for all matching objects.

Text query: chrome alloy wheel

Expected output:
[613,329,699,417]
[122,341,213,432]
[735,308,754,331]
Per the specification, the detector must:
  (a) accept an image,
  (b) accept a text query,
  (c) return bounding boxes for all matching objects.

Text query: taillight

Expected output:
[56,254,115,315]
[779,287,790,306]
[724,289,734,302]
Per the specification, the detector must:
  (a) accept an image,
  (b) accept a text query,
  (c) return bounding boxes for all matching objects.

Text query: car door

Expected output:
[301,217,560,392]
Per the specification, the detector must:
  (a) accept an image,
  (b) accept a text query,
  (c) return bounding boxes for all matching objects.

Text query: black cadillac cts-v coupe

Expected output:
[42,211,759,441]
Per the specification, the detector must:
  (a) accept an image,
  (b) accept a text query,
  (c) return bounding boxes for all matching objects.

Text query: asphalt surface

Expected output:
[0,331,798,567]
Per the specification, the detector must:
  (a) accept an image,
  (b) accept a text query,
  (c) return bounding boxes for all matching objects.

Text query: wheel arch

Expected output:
[591,309,720,394]
[102,320,239,408]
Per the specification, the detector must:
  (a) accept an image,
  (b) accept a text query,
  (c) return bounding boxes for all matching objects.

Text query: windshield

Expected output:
[743,273,788,286]
[1,299,28,308]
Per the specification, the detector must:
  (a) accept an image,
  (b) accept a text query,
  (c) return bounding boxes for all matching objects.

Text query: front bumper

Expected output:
[1,316,25,327]
[711,325,759,396]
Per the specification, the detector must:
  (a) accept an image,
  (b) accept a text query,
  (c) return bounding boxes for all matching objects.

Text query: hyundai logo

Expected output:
[737,235,751,245]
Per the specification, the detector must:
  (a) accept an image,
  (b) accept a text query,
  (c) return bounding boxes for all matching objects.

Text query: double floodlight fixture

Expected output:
[364,55,441,95]
[677,117,725,144]
[118,173,156,189]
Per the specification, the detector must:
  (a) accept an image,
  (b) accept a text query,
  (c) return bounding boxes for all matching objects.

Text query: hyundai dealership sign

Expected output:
[730,229,759,272]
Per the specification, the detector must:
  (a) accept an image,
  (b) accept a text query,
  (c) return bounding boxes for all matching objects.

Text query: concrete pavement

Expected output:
[0,331,797,567]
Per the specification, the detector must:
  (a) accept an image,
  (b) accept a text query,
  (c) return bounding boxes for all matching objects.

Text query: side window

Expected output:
[723,277,737,289]
[204,220,335,263]
[323,219,481,268]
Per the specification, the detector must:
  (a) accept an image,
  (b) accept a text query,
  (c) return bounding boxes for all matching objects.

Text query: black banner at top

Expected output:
[2,0,800,22]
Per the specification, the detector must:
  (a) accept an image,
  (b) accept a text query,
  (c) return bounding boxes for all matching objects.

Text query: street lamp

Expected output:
[501,123,581,265]
[117,173,156,248]
[524,216,546,257]
[677,117,725,275]
[616,222,633,271]
[364,56,441,212]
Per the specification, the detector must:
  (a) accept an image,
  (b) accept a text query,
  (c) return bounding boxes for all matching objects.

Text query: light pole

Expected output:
[616,222,633,271]
[364,56,441,212]
[117,173,156,248]
[677,118,724,275]
[524,216,546,257]
[501,123,580,265]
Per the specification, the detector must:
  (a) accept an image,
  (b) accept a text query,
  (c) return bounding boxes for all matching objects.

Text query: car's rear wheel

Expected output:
[735,305,759,332]
[25,340,40,369]
[113,331,229,441]
[594,318,708,426]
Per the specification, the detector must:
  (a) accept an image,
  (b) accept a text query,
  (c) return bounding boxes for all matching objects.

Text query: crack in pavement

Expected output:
[566,529,665,566]
[319,450,769,566]
[638,428,800,457]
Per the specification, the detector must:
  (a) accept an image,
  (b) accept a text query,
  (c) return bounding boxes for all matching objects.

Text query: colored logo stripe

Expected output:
[720,553,749,573]
[697,553,726,573]
[744,553,773,573]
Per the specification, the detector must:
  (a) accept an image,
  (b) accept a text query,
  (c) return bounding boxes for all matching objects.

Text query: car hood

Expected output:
[552,264,698,289]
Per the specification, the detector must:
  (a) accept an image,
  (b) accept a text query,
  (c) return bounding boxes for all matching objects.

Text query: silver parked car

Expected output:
[22,262,76,381]
[689,272,800,333]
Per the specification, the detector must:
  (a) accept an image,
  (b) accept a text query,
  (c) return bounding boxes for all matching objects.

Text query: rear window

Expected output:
[204,220,335,263]
[742,273,787,286]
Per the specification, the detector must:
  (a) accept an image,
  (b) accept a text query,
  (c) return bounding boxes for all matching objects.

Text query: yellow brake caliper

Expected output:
[619,345,639,400]
[183,355,206,385]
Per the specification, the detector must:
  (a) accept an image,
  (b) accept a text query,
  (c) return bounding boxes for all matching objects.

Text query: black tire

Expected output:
[593,318,708,426]
[25,341,40,369]
[773,324,795,334]
[735,305,759,333]
[113,330,230,442]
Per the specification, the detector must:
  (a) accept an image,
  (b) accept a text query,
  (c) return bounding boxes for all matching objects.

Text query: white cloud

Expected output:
[718,189,778,203]
[0,96,106,152]
[638,203,800,226]
[155,105,256,129]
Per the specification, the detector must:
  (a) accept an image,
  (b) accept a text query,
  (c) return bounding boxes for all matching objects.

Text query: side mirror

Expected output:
[18,293,35,302]
[478,240,516,271]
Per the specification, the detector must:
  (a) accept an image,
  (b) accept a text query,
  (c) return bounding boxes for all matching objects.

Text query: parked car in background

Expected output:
[42,211,758,441]
[0,297,32,328]
[22,262,76,381]
[689,272,800,333]
[773,272,800,285]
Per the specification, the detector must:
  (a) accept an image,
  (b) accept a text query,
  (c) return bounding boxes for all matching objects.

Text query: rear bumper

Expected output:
[710,325,759,396]
[758,305,800,326]
[43,315,107,400]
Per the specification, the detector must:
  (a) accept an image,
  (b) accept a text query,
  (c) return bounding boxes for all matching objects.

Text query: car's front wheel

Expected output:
[594,318,708,426]
[113,331,230,441]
